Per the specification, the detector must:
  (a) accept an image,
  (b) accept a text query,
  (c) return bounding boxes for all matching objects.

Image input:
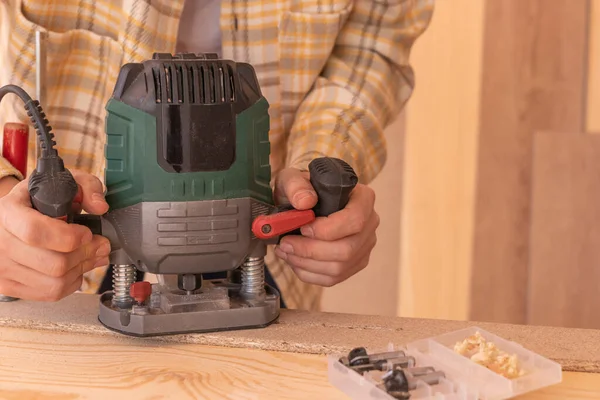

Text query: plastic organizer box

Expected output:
[327,326,562,400]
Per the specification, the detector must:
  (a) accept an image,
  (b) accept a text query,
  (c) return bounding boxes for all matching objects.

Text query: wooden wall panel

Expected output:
[527,131,600,328]
[469,0,590,324]
[321,114,405,316]
[398,0,484,320]
[588,1,600,133]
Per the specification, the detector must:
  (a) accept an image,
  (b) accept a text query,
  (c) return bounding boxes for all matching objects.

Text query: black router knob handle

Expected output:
[309,157,358,217]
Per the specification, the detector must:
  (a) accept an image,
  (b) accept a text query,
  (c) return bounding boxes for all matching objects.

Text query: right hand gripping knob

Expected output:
[251,157,358,240]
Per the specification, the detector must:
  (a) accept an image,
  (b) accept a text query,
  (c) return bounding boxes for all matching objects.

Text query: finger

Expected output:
[279,234,376,277]
[273,168,317,210]
[50,235,110,277]
[11,274,83,301]
[0,224,110,277]
[0,191,94,253]
[2,254,103,292]
[0,256,98,301]
[77,252,111,275]
[300,184,376,241]
[61,255,107,294]
[278,211,379,262]
[289,252,371,287]
[0,279,41,301]
[71,170,109,215]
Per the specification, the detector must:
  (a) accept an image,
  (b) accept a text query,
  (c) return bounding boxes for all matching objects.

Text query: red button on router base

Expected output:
[130,281,152,304]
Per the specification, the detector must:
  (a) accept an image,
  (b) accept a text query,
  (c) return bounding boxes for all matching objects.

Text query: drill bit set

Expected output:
[328,327,563,400]
[338,347,446,399]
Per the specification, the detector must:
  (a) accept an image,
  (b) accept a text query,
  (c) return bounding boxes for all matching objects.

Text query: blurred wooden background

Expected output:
[322,0,600,330]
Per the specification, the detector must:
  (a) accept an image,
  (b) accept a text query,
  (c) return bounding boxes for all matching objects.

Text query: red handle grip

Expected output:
[2,123,29,178]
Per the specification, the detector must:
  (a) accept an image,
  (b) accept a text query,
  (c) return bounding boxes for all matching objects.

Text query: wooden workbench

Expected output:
[0,294,599,399]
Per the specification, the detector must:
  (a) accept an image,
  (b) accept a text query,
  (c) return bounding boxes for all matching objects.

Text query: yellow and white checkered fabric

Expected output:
[0,0,433,310]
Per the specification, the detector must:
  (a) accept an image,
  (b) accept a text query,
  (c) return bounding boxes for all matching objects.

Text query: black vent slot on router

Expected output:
[152,61,236,104]
[152,68,162,103]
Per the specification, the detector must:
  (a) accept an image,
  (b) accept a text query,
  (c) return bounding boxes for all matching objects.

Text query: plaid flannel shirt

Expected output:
[0,0,433,310]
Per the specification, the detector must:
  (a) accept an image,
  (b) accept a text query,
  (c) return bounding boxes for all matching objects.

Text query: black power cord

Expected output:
[0,84,78,219]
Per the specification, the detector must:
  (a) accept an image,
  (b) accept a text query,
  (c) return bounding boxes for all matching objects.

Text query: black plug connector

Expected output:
[0,85,78,219]
[28,160,78,219]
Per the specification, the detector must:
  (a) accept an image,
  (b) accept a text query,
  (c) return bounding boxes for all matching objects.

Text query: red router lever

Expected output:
[252,209,315,240]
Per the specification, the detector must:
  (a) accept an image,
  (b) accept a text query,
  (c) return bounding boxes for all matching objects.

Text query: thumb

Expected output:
[274,168,318,210]
[72,171,109,215]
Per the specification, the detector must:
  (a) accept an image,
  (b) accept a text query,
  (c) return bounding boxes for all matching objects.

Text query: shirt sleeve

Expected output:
[285,0,434,184]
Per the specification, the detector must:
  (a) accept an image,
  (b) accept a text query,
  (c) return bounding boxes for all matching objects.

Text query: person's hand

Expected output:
[273,167,380,286]
[0,171,111,301]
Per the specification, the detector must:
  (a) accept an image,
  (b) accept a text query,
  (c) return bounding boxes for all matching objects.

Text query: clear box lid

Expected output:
[327,326,562,400]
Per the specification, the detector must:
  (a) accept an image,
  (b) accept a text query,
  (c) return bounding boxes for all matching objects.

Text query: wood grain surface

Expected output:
[528,131,600,328]
[2,294,600,375]
[0,327,346,400]
[0,326,598,400]
[470,0,590,324]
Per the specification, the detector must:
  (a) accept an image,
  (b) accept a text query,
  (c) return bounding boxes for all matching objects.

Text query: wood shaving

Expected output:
[453,331,525,379]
